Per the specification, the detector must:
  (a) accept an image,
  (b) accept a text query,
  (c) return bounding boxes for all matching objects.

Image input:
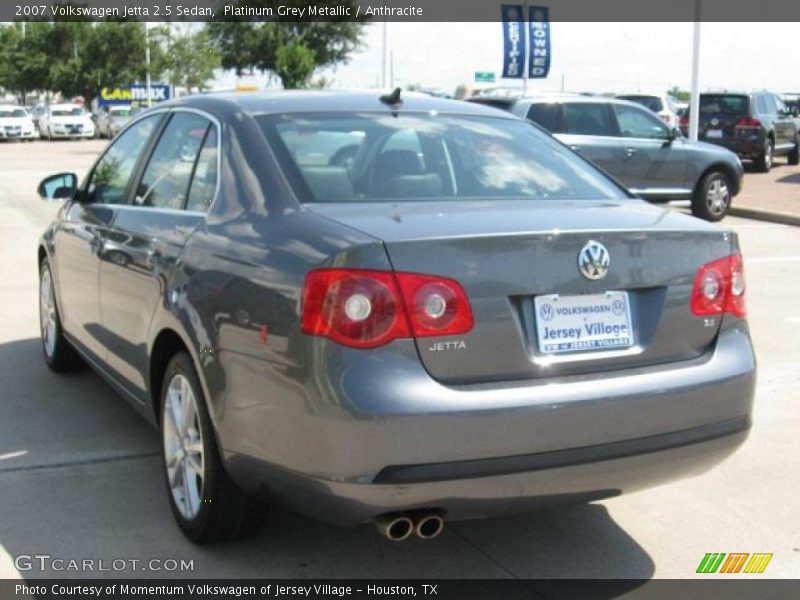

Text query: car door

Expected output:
[611,103,689,197]
[772,95,795,150]
[53,113,162,361]
[546,102,629,181]
[99,110,219,401]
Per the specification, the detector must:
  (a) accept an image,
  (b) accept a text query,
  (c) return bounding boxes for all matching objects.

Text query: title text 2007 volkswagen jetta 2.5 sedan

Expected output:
[36,91,755,543]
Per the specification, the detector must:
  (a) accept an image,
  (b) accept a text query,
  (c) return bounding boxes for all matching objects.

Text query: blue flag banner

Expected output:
[501,5,526,79]
[528,6,551,78]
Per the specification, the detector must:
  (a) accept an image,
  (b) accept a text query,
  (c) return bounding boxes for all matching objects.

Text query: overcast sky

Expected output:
[220,22,800,95]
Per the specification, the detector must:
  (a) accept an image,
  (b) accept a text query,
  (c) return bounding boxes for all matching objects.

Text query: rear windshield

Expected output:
[618,95,663,113]
[699,95,749,116]
[257,112,625,203]
[0,108,26,118]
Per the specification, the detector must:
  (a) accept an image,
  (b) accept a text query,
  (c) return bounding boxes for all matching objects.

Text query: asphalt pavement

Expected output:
[0,140,798,580]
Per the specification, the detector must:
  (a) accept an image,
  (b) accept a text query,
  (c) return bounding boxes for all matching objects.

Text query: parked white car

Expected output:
[0,105,37,141]
[616,93,681,129]
[38,103,95,140]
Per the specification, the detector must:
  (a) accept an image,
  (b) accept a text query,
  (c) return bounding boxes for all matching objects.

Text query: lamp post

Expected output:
[689,0,702,142]
[145,21,152,108]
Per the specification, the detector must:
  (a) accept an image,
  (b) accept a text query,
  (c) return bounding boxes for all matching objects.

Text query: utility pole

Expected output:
[381,21,388,88]
[145,21,152,107]
[689,0,702,142]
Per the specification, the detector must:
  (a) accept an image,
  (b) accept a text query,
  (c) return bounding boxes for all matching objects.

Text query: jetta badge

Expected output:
[578,241,610,280]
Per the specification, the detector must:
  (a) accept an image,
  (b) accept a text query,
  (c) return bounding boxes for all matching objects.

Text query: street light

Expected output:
[145,21,152,108]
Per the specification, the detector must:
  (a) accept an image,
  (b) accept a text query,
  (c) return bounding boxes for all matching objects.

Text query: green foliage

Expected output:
[668,86,690,102]
[208,1,367,88]
[274,43,316,89]
[160,28,220,93]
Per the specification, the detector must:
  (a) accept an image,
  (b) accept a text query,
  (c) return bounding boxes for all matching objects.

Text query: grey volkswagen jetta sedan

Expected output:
[36,91,755,543]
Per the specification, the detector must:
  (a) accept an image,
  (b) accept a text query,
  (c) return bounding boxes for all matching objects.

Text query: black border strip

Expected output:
[374,416,750,484]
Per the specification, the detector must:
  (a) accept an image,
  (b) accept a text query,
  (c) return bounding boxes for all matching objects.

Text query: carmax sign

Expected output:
[99,85,171,106]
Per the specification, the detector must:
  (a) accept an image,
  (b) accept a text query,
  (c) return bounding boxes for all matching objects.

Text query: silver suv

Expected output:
[470,94,744,221]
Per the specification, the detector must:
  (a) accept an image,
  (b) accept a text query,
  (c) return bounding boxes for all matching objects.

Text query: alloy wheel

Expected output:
[163,374,205,520]
[705,178,730,216]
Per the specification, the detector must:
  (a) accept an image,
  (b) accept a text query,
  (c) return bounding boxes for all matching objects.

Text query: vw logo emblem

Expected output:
[578,241,610,280]
[539,303,554,321]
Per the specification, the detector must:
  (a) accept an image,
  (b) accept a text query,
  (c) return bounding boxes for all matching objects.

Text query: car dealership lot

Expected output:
[0,140,798,579]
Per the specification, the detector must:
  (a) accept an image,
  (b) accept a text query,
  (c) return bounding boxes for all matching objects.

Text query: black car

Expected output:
[680,92,800,172]
[469,94,744,221]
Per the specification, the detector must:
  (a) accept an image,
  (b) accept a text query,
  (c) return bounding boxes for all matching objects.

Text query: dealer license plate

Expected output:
[534,292,633,354]
[706,129,723,139]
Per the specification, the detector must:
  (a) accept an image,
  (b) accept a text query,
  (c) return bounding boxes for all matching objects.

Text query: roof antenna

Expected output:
[380,87,402,106]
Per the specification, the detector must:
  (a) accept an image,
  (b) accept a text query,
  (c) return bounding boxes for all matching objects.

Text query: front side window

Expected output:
[561,103,616,136]
[613,105,670,139]
[134,112,211,210]
[86,114,160,205]
[258,112,625,203]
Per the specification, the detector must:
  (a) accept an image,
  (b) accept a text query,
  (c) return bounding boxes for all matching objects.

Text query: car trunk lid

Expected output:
[307,199,733,384]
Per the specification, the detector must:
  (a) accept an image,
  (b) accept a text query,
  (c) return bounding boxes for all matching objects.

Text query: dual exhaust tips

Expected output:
[374,512,444,541]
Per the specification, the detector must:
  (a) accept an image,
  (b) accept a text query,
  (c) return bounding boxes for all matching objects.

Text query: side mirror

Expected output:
[38,172,78,201]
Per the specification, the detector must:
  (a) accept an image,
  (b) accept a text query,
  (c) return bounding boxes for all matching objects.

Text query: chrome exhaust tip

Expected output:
[374,515,414,541]
[414,514,444,540]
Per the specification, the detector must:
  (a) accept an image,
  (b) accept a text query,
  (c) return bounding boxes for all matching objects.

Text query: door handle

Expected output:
[625,147,637,157]
[146,248,162,269]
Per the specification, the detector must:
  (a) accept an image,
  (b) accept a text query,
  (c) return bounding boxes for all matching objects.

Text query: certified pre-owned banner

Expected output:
[528,6,552,78]
[501,5,526,78]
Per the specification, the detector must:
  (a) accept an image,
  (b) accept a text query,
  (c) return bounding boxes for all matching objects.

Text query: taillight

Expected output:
[301,269,474,348]
[679,114,689,127]
[735,116,761,128]
[690,254,746,318]
[395,273,474,337]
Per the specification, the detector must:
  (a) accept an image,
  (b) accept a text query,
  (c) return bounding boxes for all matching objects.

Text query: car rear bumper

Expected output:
[701,138,765,159]
[228,418,749,525]
[220,322,755,525]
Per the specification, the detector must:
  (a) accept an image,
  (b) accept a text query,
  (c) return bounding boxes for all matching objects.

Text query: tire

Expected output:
[46,126,52,141]
[160,352,267,543]
[755,138,773,172]
[788,137,799,166]
[691,170,732,222]
[39,259,84,372]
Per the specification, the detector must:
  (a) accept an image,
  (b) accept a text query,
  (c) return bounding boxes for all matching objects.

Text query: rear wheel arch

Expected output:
[150,328,195,422]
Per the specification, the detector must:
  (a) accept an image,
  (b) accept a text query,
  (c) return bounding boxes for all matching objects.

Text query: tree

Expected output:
[668,86,690,102]
[0,23,51,104]
[206,20,259,76]
[274,42,315,89]
[207,1,367,88]
[161,28,220,93]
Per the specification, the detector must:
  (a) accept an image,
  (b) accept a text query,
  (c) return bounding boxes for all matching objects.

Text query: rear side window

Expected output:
[526,103,560,132]
[86,114,160,205]
[186,125,219,212]
[699,95,750,116]
[561,103,616,136]
[618,95,664,113]
[135,112,211,210]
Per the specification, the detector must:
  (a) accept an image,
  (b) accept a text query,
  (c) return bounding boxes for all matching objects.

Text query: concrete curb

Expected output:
[728,207,800,227]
